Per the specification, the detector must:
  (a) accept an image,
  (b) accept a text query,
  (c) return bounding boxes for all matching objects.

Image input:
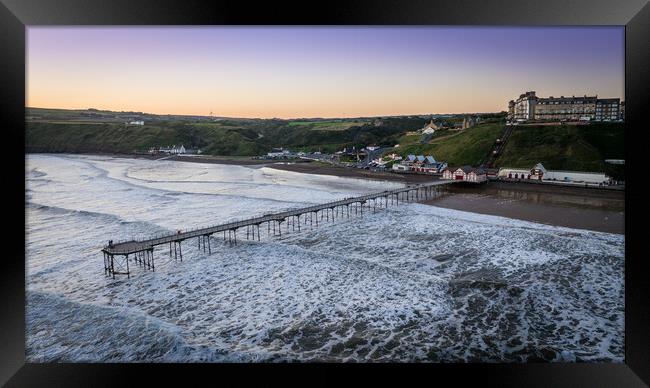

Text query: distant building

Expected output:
[159,145,186,154]
[507,91,621,122]
[267,148,291,158]
[393,154,447,174]
[595,98,621,122]
[620,101,625,121]
[421,119,441,134]
[442,166,487,183]
[184,147,202,155]
[497,163,609,185]
[508,91,538,121]
[462,116,480,129]
[128,120,144,125]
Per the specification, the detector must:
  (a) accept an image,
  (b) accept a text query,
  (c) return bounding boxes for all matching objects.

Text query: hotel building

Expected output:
[507,91,621,122]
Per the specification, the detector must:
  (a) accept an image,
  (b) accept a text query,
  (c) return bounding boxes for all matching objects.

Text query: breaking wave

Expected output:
[25,154,624,362]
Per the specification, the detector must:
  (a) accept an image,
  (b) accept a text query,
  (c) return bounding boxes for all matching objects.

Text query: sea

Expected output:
[25,154,625,362]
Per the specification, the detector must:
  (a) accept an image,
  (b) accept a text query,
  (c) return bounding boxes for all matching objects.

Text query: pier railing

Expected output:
[101,180,453,267]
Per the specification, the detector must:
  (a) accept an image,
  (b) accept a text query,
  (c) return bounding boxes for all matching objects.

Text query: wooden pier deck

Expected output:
[101,180,453,277]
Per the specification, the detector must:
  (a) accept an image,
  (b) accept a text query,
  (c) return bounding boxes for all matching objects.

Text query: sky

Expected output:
[26,27,624,119]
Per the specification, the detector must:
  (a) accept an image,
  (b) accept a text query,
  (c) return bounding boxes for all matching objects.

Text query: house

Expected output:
[366,145,380,151]
[393,154,447,174]
[442,166,487,183]
[421,119,440,134]
[128,120,144,125]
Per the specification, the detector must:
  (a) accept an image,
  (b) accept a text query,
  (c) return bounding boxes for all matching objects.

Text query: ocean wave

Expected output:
[25,154,625,362]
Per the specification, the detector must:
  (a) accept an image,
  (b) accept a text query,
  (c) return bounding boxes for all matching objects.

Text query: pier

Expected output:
[101,180,453,278]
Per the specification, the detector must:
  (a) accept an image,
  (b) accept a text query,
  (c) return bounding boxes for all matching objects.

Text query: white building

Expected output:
[128,120,144,125]
[421,119,440,134]
[392,164,410,172]
[498,163,609,184]
[267,148,291,158]
[160,145,186,154]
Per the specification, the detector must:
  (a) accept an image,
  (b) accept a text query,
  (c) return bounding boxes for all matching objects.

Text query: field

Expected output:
[287,120,368,131]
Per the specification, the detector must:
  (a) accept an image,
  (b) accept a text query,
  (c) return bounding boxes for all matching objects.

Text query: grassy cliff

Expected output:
[495,122,624,171]
[393,122,504,166]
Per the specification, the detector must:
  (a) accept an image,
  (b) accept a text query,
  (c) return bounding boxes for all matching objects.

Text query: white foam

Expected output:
[25,154,625,362]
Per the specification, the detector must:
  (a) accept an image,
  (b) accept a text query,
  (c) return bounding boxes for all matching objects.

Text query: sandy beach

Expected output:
[425,182,624,234]
[248,159,624,234]
[76,153,625,234]
[267,161,440,184]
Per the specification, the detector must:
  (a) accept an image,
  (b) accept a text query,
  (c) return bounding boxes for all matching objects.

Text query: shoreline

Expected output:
[425,182,624,234]
[266,161,440,184]
[32,153,624,234]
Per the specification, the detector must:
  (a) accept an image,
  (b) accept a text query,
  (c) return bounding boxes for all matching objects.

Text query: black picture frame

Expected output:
[2,0,648,386]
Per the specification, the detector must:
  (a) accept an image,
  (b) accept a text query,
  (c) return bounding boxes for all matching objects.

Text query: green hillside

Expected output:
[25,114,424,156]
[26,107,623,174]
[25,121,265,155]
[495,123,624,171]
[393,122,504,166]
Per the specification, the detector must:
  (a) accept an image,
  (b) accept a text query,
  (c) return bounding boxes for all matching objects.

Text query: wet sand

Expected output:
[424,182,624,234]
[267,161,439,184]
[80,153,625,234]
[169,155,436,183]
